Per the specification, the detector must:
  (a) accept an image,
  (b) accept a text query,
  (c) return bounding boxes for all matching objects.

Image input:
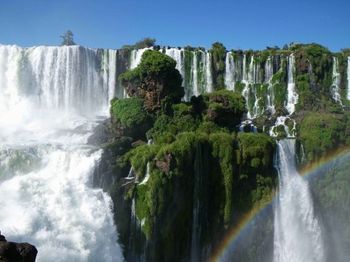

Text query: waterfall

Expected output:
[285,54,298,114]
[242,55,261,119]
[130,47,151,69]
[270,55,298,138]
[165,48,213,99]
[205,51,213,93]
[139,139,153,185]
[0,45,123,261]
[331,57,342,104]
[131,47,213,99]
[265,56,276,114]
[225,52,235,90]
[241,55,251,118]
[165,48,185,85]
[347,57,350,100]
[0,45,117,116]
[102,49,118,104]
[192,52,199,96]
[274,139,325,262]
[269,116,296,138]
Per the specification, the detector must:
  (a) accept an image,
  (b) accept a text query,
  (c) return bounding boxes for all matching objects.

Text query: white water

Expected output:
[242,55,263,119]
[241,55,251,118]
[139,139,153,185]
[265,56,276,114]
[285,54,298,115]
[269,116,296,138]
[165,48,185,85]
[192,52,199,96]
[331,57,341,103]
[164,48,213,99]
[0,45,123,261]
[130,47,152,69]
[270,55,298,138]
[274,140,325,262]
[205,51,213,93]
[225,52,235,90]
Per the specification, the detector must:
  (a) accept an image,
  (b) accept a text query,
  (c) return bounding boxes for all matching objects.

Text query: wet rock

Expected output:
[0,233,37,262]
[87,119,111,146]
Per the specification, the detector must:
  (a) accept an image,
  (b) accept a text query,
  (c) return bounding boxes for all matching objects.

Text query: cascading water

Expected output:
[241,55,263,119]
[331,57,342,104]
[241,55,251,117]
[285,54,298,115]
[165,48,185,85]
[270,55,298,138]
[102,49,118,103]
[224,52,235,90]
[163,48,213,100]
[192,52,199,96]
[274,139,325,262]
[205,51,213,93]
[130,47,152,69]
[265,56,276,115]
[0,45,123,261]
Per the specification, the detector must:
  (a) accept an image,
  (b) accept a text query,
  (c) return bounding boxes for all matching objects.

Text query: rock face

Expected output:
[0,233,37,262]
[94,43,350,261]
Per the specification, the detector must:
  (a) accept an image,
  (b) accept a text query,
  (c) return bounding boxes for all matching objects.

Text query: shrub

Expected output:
[119,50,184,110]
[299,112,345,161]
[110,97,152,129]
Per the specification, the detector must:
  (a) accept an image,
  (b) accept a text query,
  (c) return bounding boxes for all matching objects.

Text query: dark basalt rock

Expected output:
[0,233,37,262]
[87,119,111,146]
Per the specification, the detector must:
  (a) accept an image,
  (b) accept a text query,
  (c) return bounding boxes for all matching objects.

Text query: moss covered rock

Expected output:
[298,112,346,161]
[203,89,246,130]
[119,50,184,111]
[110,97,153,140]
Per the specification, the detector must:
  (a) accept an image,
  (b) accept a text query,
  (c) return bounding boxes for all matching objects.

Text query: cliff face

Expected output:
[113,43,350,143]
[92,43,350,261]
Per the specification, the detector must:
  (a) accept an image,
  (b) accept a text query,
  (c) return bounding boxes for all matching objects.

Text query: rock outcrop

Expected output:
[0,233,37,262]
[119,50,184,112]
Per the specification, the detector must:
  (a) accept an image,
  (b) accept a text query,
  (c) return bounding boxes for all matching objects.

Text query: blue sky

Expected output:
[0,0,349,51]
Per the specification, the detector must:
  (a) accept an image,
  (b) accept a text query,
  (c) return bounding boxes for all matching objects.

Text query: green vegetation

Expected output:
[60,30,76,46]
[111,72,275,259]
[121,37,156,50]
[203,89,246,129]
[271,59,288,111]
[293,44,334,111]
[210,42,227,90]
[299,112,347,161]
[310,154,350,260]
[209,132,235,224]
[105,42,350,261]
[110,97,151,129]
[119,50,184,110]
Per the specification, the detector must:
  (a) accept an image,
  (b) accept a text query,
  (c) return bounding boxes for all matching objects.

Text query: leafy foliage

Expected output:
[203,89,246,129]
[299,112,346,161]
[119,50,184,109]
[110,97,151,129]
[60,30,76,46]
[121,37,156,50]
[210,42,227,90]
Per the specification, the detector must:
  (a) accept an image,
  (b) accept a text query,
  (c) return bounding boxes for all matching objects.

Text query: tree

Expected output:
[119,50,184,111]
[60,30,76,46]
[134,37,156,49]
[121,37,156,50]
[210,42,226,90]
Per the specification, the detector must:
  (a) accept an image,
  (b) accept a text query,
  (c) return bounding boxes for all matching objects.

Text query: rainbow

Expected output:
[210,145,350,262]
